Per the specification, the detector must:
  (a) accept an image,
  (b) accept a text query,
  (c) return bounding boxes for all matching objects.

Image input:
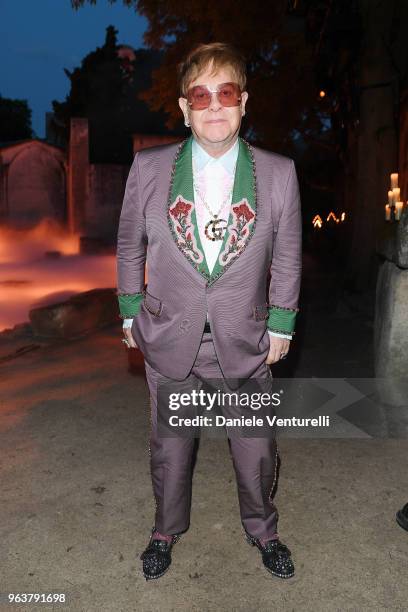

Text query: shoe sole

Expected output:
[264,566,295,579]
[245,533,295,579]
[396,511,408,532]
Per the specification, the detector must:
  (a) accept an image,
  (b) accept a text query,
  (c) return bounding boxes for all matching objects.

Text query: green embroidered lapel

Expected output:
[167,135,257,285]
[209,137,256,284]
[167,137,210,279]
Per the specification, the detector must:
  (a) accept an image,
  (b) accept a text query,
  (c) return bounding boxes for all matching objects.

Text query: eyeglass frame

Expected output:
[185,82,243,110]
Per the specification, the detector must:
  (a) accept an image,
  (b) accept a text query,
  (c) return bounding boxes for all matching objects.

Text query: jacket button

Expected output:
[179,319,191,331]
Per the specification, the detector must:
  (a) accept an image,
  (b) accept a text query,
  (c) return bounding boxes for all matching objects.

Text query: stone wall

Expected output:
[132,133,181,154]
[86,162,131,240]
[66,121,180,240]
[0,119,181,236]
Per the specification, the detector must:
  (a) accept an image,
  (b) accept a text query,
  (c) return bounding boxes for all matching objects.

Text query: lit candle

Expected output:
[393,187,400,202]
[385,204,391,221]
[395,201,403,221]
[388,190,394,205]
[391,173,399,189]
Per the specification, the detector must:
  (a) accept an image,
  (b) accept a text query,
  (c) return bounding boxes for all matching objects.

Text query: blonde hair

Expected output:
[178,42,247,96]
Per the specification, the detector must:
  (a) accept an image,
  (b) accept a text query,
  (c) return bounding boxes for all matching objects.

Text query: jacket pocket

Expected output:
[252,302,269,321]
[143,289,163,317]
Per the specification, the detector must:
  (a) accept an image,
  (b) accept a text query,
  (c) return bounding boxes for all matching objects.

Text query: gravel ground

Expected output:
[1,253,407,612]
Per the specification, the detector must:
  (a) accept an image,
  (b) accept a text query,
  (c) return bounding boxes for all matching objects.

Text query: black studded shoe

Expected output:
[245,532,295,579]
[140,529,180,581]
[396,502,408,532]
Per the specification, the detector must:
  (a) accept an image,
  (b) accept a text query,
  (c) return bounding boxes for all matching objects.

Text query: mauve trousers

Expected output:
[143,331,279,541]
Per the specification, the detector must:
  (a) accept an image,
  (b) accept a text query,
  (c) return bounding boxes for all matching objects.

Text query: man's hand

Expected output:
[265,335,290,365]
[123,326,138,349]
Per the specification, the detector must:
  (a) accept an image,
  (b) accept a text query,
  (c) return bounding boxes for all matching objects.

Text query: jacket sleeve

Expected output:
[267,159,302,336]
[116,152,147,318]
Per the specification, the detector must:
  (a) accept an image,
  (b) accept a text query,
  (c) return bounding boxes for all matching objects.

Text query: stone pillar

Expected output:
[0,161,9,222]
[374,208,408,404]
[67,118,89,233]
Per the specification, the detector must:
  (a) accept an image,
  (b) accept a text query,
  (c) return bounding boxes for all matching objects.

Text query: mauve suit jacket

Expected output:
[116,139,302,381]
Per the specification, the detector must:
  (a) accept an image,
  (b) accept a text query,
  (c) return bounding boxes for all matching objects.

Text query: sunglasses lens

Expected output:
[218,83,241,106]
[188,86,212,110]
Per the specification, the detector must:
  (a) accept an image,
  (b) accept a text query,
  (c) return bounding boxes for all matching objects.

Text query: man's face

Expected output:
[178,64,248,149]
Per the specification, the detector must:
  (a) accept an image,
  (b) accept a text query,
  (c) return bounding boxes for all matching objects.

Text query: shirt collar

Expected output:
[192,137,239,176]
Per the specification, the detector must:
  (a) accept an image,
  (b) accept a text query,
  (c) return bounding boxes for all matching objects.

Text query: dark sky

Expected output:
[1,0,148,138]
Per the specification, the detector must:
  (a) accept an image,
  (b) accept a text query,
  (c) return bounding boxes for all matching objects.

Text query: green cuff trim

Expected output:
[118,293,144,318]
[267,305,298,334]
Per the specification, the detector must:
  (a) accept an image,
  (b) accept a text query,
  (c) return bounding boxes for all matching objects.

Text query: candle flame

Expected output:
[312,214,323,228]
[313,211,346,228]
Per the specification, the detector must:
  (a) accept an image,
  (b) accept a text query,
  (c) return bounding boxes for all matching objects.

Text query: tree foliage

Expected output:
[0,95,33,142]
[53,24,181,163]
[71,0,323,155]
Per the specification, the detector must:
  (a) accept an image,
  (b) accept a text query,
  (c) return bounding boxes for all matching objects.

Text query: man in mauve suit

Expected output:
[117,42,302,581]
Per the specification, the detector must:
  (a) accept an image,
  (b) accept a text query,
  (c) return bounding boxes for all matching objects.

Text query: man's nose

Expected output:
[208,91,222,111]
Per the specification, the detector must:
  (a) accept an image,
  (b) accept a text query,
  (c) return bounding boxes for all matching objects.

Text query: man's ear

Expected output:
[178,97,189,120]
[240,91,249,115]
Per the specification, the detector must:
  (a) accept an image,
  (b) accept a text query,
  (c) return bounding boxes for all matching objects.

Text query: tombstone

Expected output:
[29,288,118,338]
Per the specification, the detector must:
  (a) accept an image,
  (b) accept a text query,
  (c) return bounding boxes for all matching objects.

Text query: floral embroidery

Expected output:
[233,202,255,223]
[169,195,204,264]
[218,199,256,266]
[170,199,191,219]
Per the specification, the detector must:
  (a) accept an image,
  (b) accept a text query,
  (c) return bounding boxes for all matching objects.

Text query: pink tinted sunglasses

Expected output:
[186,82,242,110]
